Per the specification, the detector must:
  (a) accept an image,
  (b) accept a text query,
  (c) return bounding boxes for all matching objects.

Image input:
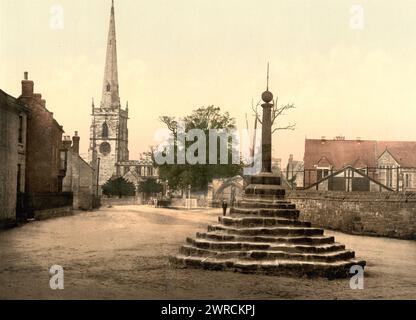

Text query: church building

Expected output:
[89,1,157,192]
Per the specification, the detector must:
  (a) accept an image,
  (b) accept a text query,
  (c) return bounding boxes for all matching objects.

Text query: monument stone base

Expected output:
[170,172,366,278]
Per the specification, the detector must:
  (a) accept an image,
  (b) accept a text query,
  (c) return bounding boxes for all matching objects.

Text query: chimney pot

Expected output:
[24,72,28,80]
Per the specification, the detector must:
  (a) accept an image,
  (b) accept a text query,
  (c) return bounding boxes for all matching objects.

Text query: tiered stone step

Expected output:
[219,216,309,227]
[170,184,365,278]
[196,232,335,245]
[236,200,296,209]
[245,185,286,197]
[208,224,323,237]
[179,244,355,263]
[171,255,363,278]
[230,207,300,219]
[185,237,345,253]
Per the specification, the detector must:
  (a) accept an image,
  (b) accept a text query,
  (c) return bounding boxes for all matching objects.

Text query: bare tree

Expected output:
[251,97,296,134]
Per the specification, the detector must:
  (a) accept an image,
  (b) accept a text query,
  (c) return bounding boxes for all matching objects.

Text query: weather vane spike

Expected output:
[266,62,270,91]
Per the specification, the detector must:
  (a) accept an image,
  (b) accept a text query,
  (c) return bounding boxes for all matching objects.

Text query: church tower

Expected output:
[89,0,129,188]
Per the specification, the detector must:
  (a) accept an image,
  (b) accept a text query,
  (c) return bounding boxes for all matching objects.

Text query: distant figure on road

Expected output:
[222,200,228,216]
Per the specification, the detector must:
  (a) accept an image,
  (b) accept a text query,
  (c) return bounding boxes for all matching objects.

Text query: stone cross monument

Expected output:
[261,65,273,174]
[171,68,366,278]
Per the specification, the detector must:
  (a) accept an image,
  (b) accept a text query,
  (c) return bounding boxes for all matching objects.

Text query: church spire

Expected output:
[101,0,120,108]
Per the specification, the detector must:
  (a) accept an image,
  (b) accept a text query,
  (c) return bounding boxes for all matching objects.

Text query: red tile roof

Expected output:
[304,139,416,169]
[377,141,416,167]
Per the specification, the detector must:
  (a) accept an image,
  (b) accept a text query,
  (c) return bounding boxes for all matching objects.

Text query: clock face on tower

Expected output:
[99,142,111,156]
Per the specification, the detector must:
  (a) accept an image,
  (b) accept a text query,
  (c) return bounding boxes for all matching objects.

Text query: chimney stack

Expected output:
[21,71,34,98]
[72,131,80,154]
[62,135,72,150]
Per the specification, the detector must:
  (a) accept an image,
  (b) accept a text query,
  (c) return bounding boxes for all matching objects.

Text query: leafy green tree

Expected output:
[137,178,163,197]
[102,177,136,198]
[154,106,243,191]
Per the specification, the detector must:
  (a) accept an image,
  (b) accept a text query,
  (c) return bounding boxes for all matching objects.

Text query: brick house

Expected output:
[18,72,66,194]
[17,73,72,217]
[304,137,416,191]
[0,88,29,227]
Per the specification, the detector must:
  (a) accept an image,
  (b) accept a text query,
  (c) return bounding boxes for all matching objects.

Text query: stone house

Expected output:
[304,137,416,191]
[0,88,29,227]
[62,132,95,210]
[376,143,416,191]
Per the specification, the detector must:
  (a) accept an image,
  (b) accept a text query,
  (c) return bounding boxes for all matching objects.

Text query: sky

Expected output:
[1,0,416,167]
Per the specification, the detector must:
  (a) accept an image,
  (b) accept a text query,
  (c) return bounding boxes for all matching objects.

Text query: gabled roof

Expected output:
[123,169,139,184]
[304,139,416,169]
[0,88,30,113]
[304,139,377,169]
[377,141,416,167]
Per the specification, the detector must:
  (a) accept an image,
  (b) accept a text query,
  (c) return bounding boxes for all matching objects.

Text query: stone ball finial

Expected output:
[262,90,273,103]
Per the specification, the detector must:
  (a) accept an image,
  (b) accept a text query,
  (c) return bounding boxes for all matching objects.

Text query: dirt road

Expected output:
[0,205,415,299]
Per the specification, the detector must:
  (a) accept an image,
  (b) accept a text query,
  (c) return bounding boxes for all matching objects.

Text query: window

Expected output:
[385,166,393,188]
[60,150,68,171]
[106,83,111,92]
[18,115,23,143]
[102,122,109,139]
[405,174,412,188]
[317,168,330,181]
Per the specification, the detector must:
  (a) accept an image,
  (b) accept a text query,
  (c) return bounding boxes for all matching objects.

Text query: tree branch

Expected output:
[271,103,295,126]
[159,116,178,134]
[251,100,262,124]
[271,122,296,134]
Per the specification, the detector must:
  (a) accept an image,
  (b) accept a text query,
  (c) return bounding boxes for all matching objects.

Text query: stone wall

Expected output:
[34,206,72,221]
[170,197,206,208]
[26,192,73,213]
[286,190,416,240]
[0,103,19,227]
[101,196,140,206]
[0,89,28,228]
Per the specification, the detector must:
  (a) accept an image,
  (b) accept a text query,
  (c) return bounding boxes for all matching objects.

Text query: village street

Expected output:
[0,205,415,300]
